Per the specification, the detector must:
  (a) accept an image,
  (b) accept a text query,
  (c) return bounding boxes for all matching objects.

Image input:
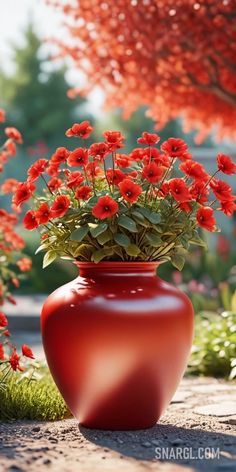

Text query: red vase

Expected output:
[41,262,194,430]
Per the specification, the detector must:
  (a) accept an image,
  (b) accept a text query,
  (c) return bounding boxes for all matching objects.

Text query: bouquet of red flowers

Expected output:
[14,120,236,269]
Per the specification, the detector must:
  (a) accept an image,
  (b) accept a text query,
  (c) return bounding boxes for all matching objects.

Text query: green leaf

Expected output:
[91,247,114,263]
[43,250,57,269]
[138,208,160,224]
[71,225,89,242]
[90,223,108,238]
[97,230,112,245]
[131,210,150,227]
[171,254,185,271]
[145,232,162,247]
[118,215,138,232]
[190,232,206,247]
[114,233,131,247]
[35,243,50,255]
[125,244,140,257]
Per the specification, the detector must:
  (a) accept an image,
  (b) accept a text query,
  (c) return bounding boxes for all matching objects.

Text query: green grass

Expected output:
[0,367,71,421]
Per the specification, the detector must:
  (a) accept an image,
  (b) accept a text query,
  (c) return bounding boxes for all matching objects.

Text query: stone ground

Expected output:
[0,377,236,472]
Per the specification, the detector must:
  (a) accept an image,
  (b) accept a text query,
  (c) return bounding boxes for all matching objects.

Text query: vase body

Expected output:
[41,262,194,430]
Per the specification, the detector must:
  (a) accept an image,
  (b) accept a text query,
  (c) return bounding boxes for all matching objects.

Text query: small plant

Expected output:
[189,294,236,379]
[0,366,70,420]
[10,121,236,269]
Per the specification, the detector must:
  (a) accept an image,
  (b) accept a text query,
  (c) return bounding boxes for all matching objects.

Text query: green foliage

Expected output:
[0,367,71,421]
[0,24,88,146]
[189,310,236,379]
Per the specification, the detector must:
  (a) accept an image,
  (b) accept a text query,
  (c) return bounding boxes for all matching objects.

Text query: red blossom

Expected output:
[66,121,93,139]
[75,185,92,200]
[67,148,88,167]
[106,169,126,186]
[0,109,6,123]
[12,182,36,207]
[16,258,32,272]
[115,154,131,168]
[92,195,119,220]
[4,140,17,157]
[27,159,48,182]
[179,161,209,181]
[103,131,125,151]
[3,330,10,337]
[129,148,147,161]
[217,154,236,175]
[142,162,164,184]
[89,142,109,160]
[210,179,235,201]
[51,147,70,164]
[0,312,8,328]
[35,203,51,224]
[47,163,60,177]
[169,178,191,202]
[50,195,70,218]
[161,138,189,159]
[23,210,38,230]
[67,171,84,189]
[86,162,102,179]
[218,200,236,216]
[48,177,63,192]
[0,344,4,360]
[5,127,23,144]
[119,178,142,203]
[190,181,209,204]
[9,349,24,372]
[196,207,216,232]
[137,132,160,145]
[22,344,34,359]
[1,178,19,194]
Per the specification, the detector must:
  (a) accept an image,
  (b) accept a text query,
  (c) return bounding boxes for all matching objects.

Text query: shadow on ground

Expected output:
[80,422,236,470]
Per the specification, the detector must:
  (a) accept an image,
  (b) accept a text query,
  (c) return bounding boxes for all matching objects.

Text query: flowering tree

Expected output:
[0,109,34,383]
[48,0,236,142]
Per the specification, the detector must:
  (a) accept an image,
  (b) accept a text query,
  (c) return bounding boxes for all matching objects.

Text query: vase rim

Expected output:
[75,261,160,274]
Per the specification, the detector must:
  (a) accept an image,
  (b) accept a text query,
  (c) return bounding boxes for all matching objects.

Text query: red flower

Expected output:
[23,210,38,230]
[161,138,189,159]
[92,195,119,220]
[51,147,70,164]
[218,200,236,216]
[179,160,209,181]
[190,181,209,204]
[169,178,191,202]
[4,139,17,156]
[142,162,164,183]
[22,344,34,359]
[48,177,63,192]
[0,344,4,360]
[119,178,142,203]
[137,132,160,145]
[89,142,109,160]
[0,312,8,328]
[50,195,70,218]
[115,154,131,168]
[67,148,88,167]
[210,179,234,201]
[159,181,169,197]
[197,207,216,232]
[86,162,102,179]
[0,108,6,123]
[3,330,10,337]
[17,258,32,272]
[1,178,18,194]
[35,203,51,224]
[75,185,92,200]
[47,163,60,177]
[106,169,126,185]
[27,159,48,182]
[66,121,93,139]
[67,171,84,189]
[129,148,146,161]
[5,127,23,144]
[217,154,236,175]
[13,181,36,206]
[9,349,23,372]
[103,131,124,151]
[179,202,192,213]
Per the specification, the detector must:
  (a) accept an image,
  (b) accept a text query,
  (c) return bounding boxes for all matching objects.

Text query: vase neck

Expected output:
[76,262,159,278]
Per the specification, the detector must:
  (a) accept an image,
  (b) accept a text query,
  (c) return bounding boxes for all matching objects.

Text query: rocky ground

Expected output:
[0,377,236,472]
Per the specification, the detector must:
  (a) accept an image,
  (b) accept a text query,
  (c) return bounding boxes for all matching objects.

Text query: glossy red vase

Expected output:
[41,262,194,430]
